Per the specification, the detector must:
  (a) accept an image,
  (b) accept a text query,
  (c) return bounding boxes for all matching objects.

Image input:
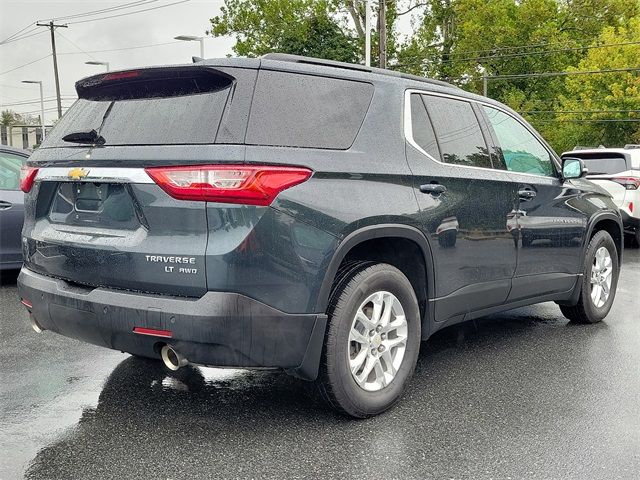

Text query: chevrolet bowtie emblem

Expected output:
[68,168,89,180]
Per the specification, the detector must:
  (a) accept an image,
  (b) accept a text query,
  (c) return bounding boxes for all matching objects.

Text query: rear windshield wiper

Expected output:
[62,129,106,145]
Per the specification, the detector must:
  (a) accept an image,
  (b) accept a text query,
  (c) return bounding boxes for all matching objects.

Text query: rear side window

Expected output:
[483,106,555,177]
[0,152,25,190]
[44,67,242,147]
[423,96,491,168]
[410,94,440,160]
[565,152,629,175]
[246,71,373,149]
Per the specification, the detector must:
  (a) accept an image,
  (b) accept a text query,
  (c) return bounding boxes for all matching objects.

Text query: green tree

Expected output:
[546,18,640,151]
[209,0,359,61]
[1,109,39,126]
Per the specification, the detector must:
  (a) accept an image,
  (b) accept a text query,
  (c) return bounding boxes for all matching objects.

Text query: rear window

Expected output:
[43,67,238,147]
[567,153,630,175]
[246,70,374,149]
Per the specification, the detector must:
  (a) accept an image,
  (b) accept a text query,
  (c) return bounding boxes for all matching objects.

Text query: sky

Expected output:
[0,0,236,124]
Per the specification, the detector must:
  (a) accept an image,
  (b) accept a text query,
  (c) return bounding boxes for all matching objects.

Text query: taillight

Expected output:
[103,70,140,81]
[20,166,38,193]
[629,202,634,213]
[611,177,640,190]
[145,165,312,206]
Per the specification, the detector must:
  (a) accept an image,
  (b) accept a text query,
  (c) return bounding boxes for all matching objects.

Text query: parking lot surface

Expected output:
[1,249,639,479]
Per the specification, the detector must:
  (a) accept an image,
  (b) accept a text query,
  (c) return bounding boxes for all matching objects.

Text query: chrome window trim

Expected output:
[403,88,561,180]
[35,167,154,184]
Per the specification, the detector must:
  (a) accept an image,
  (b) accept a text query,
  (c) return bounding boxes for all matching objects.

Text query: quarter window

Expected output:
[423,96,491,169]
[483,106,555,177]
[409,94,440,160]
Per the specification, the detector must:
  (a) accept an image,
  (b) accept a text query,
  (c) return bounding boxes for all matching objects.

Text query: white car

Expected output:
[563,145,640,246]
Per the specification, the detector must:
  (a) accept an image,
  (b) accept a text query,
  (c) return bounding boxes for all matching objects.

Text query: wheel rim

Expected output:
[348,291,408,392]
[590,246,613,308]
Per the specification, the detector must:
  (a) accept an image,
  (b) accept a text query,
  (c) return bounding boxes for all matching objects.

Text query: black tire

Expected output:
[635,230,640,248]
[314,263,421,418]
[559,230,619,324]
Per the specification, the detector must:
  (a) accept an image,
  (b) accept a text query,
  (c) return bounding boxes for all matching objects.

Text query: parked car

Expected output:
[17,55,623,417]
[0,145,30,270]
[562,146,640,246]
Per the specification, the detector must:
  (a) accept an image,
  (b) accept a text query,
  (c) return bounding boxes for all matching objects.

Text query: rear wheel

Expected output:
[560,230,619,324]
[314,263,421,418]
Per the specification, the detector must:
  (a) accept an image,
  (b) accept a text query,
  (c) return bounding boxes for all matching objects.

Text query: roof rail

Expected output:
[624,144,640,149]
[261,53,458,89]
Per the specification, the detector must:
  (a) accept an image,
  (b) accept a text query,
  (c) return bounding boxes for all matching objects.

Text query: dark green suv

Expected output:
[18,54,623,417]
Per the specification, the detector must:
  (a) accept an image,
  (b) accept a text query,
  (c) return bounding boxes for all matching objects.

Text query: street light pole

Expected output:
[21,80,45,141]
[174,35,205,58]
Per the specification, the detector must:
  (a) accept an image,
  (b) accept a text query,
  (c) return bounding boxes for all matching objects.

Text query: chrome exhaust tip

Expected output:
[160,345,188,371]
[29,314,44,333]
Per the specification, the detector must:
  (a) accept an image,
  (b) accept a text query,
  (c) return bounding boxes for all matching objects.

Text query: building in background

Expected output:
[0,125,53,150]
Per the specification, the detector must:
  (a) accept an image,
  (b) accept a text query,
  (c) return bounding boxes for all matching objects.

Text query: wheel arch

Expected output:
[584,212,624,268]
[313,224,436,327]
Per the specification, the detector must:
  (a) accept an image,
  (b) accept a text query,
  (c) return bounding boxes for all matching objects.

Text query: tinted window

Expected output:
[483,106,555,177]
[424,96,491,168]
[246,71,374,149]
[565,153,630,174]
[45,67,240,147]
[410,94,440,160]
[0,152,25,190]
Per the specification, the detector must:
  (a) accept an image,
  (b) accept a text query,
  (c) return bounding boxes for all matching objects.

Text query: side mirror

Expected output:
[562,157,588,180]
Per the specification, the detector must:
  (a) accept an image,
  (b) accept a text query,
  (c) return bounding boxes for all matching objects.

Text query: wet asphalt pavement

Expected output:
[1,250,639,480]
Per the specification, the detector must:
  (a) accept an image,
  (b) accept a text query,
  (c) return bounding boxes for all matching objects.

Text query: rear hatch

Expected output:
[22,64,256,297]
[566,151,638,208]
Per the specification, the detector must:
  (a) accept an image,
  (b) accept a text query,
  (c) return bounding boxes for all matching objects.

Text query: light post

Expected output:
[85,60,110,72]
[174,35,205,58]
[21,80,45,141]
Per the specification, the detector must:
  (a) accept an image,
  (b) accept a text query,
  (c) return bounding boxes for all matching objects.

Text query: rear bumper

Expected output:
[17,267,327,380]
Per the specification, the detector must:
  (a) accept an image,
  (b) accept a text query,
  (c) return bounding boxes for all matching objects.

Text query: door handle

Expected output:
[518,188,536,201]
[420,183,447,195]
[0,200,12,210]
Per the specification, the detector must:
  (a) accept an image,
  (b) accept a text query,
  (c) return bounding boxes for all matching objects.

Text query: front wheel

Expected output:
[560,230,619,324]
[314,263,421,418]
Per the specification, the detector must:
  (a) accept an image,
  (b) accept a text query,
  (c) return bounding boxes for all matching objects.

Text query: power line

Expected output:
[56,31,97,61]
[0,23,36,44]
[445,36,617,58]
[66,0,193,25]
[45,0,160,22]
[58,40,182,55]
[483,67,640,81]
[522,109,640,114]
[0,55,51,76]
[1,97,76,107]
[439,41,640,65]
[0,28,47,46]
[532,119,640,123]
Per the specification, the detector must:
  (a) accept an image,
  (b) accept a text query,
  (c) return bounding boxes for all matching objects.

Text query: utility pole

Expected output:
[365,0,371,67]
[37,21,67,120]
[379,0,386,69]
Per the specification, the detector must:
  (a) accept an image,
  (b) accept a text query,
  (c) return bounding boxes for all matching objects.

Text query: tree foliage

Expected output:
[1,109,40,127]
[208,0,640,150]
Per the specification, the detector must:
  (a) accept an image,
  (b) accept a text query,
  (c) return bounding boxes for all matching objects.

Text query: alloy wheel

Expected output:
[348,291,408,392]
